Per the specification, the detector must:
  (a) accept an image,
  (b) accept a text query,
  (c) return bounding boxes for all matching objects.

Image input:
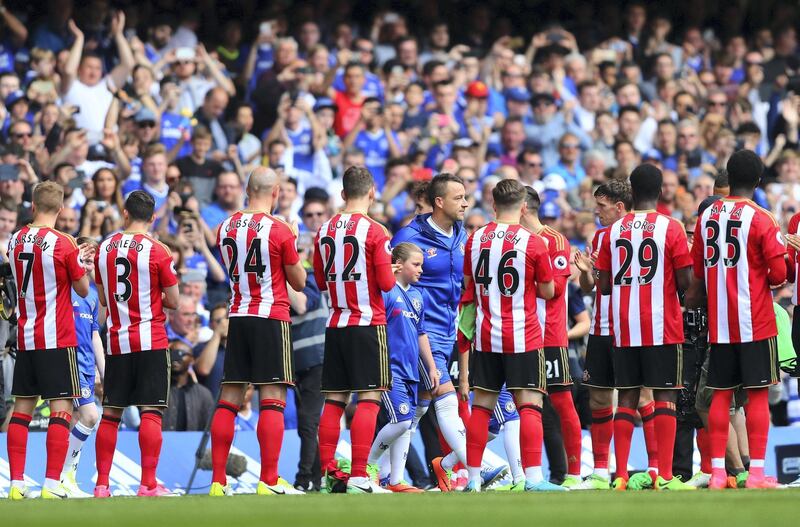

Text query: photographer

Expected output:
[163,339,214,432]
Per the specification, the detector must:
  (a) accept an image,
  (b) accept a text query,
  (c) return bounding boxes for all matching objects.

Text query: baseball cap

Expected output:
[504,87,531,103]
[313,97,338,113]
[466,81,489,99]
[531,92,556,106]
[134,107,157,123]
[542,173,567,192]
[539,199,562,219]
[643,149,663,162]
[175,47,196,61]
[4,90,27,108]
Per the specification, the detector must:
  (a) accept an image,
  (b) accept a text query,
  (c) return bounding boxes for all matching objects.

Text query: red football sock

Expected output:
[590,407,613,470]
[45,411,72,480]
[638,401,659,470]
[709,389,733,461]
[7,412,32,481]
[210,400,239,485]
[458,398,471,428]
[744,388,769,479]
[466,405,491,468]
[350,400,380,478]
[653,401,677,480]
[258,399,286,485]
[318,400,345,473]
[613,406,637,480]
[518,404,543,470]
[139,411,163,489]
[549,390,582,475]
[696,428,711,474]
[95,415,120,487]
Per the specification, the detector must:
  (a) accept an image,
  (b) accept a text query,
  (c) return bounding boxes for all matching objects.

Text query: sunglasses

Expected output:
[137,121,157,128]
[560,143,579,149]
[304,211,325,218]
[463,178,477,184]
[525,161,542,167]
[709,100,727,106]
[12,132,31,138]
[357,47,374,53]
[533,100,554,107]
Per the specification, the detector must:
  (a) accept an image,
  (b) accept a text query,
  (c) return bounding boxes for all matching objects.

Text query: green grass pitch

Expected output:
[1,490,798,527]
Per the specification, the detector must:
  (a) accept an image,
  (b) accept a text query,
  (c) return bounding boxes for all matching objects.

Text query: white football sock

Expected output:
[410,400,430,433]
[503,419,524,483]
[63,420,95,474]
[434,392,467,466]
[389,429,412,485]
[368,421,411,464]
[525,466,544,484]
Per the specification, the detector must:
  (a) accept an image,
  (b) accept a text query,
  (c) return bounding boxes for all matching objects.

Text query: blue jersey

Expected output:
[287,124,315,175]
[72,288,100,377]
[160,111,193,158]
[383,284,426,381]
[354,129,397,190]
[392,214,466,352]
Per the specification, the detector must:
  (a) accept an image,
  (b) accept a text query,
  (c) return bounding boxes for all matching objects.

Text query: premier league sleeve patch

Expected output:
[554,255,569,270]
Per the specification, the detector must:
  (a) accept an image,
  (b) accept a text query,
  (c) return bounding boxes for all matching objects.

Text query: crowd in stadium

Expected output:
[0,0,800,497]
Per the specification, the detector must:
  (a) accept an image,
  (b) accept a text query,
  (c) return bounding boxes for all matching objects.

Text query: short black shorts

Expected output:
[224,317,294,385]
[583,335,614,389]
[321,325,390,392]
[707,337,779,389]
[470,350,546,393]
[103,350,170,408]
[12,347,80,400]
[543,346,572,389]
[614,344,683,390]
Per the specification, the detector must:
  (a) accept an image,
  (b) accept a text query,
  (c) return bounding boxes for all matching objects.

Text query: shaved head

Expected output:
[247,167,279,197]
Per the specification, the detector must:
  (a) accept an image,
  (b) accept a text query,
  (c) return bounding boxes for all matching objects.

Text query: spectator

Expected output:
[163,340,214,431]
[201,171,244,231]
[546,133,587,190]
[289,221,327,491]
[525,92,590,168]
[61,13,135,144]
[175,126,224,206]
[167,294,200,347]
[194,304,228,398]
[193,87,235,159]
[344,97,401,190]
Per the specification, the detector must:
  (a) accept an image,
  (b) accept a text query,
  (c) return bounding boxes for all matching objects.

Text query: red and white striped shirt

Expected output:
[9,226,85,350]
[96,232,177,354]
[589,228,612,336]
[787,211,800,305]
[465,222,553,354]
[692,198,786,344]
[536,226,571,347]
[217,211,299,321]
[595,210,691,348]
[313,213,395,327]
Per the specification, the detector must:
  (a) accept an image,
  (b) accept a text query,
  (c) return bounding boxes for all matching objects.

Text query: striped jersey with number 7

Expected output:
[313,212,395,327]
[95,232,177,354]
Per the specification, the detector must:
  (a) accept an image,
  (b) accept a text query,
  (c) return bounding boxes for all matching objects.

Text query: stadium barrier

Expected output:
[1,428,798,495]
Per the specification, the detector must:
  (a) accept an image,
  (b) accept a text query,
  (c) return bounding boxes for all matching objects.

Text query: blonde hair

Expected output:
[391,242,423,264]
[33,181,64,213]
[30,47,55,64]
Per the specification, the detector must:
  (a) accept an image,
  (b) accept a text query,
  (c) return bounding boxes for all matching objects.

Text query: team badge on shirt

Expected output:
[411,298,422,311]
[505,400,516,413]
[427,247,438,258]
[399,403,410,415]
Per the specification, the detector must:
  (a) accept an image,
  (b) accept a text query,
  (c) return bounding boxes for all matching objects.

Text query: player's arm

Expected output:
[675,266,692,293]
[761,215,789,286]
[162,283,180,309]
[574,247,596,293]
[281,228,307,292]
[72,273,90,298]
[457,338,470,401]
[597,271,611,296]
[96,281,106,307]
[418,334,439,393]
[285,261,307,292]
[70,242,96,298]
[311,232,327,291]
[372,230,396,292]
[92,331,105,381]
